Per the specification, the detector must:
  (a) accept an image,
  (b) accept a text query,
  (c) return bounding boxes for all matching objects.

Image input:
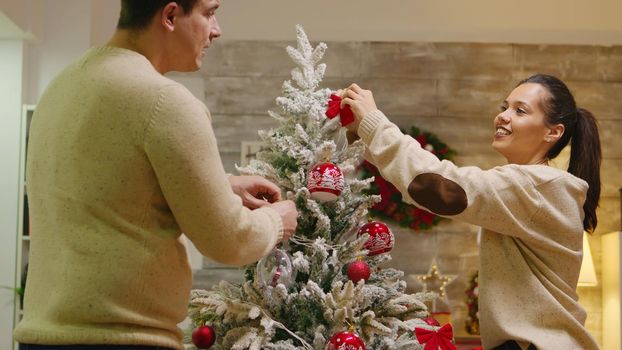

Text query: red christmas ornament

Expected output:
[325,331,366,350]
[307,162,344,202]
[357,221,394,256]
[192,325,216,349]
[347,258,371,283]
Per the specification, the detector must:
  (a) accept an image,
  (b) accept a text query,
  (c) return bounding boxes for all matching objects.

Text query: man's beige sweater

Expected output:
[358,110,599,350]
[13,47,283,349]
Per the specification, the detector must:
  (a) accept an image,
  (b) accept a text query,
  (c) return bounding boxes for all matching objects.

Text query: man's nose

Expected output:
[211,17,222,38]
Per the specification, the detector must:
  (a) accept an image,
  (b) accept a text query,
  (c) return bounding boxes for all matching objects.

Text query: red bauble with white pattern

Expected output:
[325,331,366,350]
[307,162,344,202]
[192,325,216,349]
[357,221,394,256]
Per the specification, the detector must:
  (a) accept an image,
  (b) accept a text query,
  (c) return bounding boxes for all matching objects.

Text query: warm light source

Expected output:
[578,233,598,287]
[602,231,621,350]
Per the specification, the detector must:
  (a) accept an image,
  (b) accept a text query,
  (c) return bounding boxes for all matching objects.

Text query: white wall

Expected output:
[89,0,120,47]
[24,0,92,104]
[0,37,24,350]
[0,0,42,39]
[215,0,622,45]
[4,0,622,44]
[76,0,622,45]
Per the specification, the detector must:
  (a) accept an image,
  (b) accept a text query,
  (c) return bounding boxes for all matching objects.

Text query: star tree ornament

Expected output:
[414,261,457,299]
[413,260,457,326]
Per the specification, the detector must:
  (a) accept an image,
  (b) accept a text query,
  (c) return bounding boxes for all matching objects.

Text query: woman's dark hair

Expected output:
[117,0,198,29]
[519,74,601,232]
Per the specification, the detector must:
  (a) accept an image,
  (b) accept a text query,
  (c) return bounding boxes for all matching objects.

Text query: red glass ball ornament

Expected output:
[325,331,366,350]
[192,325,216,349]
[347,259,371,283]
[423,317,441,327]
[307,162,344,202]
[357,221,394,256]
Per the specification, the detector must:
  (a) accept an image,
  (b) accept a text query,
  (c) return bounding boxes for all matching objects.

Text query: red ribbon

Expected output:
[414,324,457,350]
[325,94,354,126]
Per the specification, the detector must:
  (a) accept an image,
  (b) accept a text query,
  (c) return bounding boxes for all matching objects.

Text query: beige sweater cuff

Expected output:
[256,206,284,245]
[358,109,390,144]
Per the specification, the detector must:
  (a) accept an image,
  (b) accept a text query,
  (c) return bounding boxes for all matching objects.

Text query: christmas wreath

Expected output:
[359,126,456,231]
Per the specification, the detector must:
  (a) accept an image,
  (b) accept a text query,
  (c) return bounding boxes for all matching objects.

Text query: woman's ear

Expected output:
[545,123,565,143]
[160,2,180,32]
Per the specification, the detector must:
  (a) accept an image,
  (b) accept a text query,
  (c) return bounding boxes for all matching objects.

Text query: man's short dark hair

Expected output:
[117,0,198,29]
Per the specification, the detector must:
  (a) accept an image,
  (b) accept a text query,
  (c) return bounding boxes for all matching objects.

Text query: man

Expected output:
[13,1,298,349]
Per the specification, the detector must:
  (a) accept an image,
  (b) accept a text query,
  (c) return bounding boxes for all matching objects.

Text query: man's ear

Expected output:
[546,123,565,143]
[160,2,180,32]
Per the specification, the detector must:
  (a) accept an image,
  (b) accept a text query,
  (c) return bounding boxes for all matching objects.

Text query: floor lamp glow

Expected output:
[578,233,597,287]
[601,191,622,349]
[602,231,621,350]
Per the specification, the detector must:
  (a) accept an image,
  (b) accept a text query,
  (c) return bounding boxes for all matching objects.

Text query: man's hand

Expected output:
[228,175,282,209]
[268,200,298,242]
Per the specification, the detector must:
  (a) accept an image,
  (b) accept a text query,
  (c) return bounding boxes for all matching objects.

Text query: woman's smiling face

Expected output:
[492,83,558,165]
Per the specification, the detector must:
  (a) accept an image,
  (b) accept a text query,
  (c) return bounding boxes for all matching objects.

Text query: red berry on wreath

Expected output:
[192,325,216,349]
[347,258,371,283]
[307,162,344,202]
[325,330,366,350]
[357,221,394,256]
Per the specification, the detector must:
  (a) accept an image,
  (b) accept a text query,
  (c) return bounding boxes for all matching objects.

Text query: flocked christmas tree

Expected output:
[186,25,453,350]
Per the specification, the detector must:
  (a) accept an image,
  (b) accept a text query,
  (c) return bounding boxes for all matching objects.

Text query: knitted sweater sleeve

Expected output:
[358,110,549,239]
[144,84,283,266]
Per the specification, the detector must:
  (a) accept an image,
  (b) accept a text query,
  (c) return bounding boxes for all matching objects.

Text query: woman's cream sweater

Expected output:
[358,110,599,350]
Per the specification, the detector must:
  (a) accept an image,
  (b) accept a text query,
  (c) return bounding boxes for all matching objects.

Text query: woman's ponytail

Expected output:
[520,74,602,232]
[569,108,601,232]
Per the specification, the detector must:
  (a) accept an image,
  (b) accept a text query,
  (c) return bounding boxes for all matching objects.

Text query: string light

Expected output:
[415,263,456,298]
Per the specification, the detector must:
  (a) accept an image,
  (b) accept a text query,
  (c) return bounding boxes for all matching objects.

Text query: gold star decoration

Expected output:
[413,261,457,298]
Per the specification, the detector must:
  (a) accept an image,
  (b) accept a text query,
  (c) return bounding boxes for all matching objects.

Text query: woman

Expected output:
[340,74,601,350]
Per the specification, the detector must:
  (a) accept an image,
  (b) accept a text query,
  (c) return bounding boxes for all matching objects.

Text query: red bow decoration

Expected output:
[414,324,457,350]
[325,94,354,126]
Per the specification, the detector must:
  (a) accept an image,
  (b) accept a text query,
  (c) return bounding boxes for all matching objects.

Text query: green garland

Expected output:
[359,126,456,231]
